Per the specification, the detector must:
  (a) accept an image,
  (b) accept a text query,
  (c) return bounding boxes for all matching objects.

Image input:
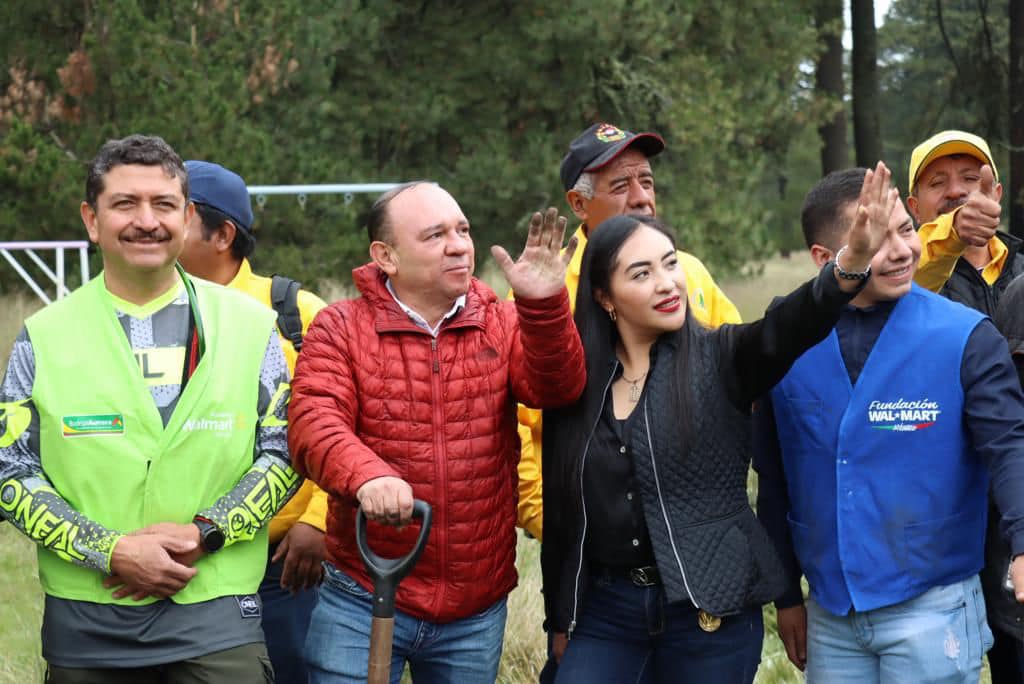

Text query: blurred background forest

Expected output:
[1,0,1022,293]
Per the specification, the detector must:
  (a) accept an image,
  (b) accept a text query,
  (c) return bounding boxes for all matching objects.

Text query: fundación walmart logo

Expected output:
[867,398,940,432]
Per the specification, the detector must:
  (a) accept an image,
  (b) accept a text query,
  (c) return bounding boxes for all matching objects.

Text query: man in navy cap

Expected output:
[518,123,741,681]
[519,122,741,539]
[180,160,328,684]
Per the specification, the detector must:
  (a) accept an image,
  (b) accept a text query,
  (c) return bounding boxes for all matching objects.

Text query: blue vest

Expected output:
[771,285,987,615]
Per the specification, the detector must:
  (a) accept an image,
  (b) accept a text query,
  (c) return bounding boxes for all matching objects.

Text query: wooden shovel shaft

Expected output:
[368,616,395,684]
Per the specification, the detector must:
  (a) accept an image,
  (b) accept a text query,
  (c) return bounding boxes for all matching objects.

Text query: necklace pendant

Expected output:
[629,382,642,402]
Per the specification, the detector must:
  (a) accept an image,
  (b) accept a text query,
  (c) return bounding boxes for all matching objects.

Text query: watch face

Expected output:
[196,520,225,553]
[203,527,226,553]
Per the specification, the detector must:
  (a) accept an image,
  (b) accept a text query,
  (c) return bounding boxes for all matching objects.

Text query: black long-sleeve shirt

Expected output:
[582,264,865,569]
[753,301,1024,608]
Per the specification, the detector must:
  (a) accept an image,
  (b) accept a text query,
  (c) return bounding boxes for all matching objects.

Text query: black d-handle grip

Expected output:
[356,499,432,618]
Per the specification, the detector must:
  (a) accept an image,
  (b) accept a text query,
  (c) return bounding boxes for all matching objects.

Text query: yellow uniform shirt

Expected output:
[227,258,329,543]
[516,225,742,540]
[915,208,1008,292]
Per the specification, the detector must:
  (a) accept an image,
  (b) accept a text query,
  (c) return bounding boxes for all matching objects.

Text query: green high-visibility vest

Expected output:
[25,274,277,605]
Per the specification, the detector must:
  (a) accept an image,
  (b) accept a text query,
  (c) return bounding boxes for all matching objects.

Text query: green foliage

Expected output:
[1,0,826,291]
[878,0,1010,193]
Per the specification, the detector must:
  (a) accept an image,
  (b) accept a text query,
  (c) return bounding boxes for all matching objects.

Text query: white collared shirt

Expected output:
[385,279,466,337]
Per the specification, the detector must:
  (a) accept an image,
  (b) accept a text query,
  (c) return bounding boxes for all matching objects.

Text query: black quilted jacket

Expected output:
[541,265,860,634]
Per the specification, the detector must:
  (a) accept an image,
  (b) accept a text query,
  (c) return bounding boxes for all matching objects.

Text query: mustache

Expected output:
[122,229,170,241]
[939,197,967,215]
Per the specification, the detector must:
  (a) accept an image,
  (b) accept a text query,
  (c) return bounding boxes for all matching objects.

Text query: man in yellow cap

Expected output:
[909,131,1024,682]
[910,130,1021,315]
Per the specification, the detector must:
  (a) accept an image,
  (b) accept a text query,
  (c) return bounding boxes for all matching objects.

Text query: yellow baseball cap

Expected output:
[908,130,998,194]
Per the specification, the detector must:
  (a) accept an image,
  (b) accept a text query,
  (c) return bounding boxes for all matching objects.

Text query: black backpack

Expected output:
[270,275,304,353]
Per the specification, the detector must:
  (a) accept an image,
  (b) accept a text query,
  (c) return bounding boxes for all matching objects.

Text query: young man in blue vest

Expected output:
[754,167,1024,683]
[0,135,300,681]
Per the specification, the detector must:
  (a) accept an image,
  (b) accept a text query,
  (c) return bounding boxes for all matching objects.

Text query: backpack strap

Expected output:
[270,274,304,353]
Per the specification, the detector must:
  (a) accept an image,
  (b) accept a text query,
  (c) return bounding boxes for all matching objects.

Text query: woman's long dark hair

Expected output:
[547,215,698,510]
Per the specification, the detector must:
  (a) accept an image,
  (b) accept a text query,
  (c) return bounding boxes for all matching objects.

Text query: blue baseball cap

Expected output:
[185,160,254,234]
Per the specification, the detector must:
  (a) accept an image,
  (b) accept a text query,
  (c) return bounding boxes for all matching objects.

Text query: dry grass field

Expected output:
[0,257,991,683]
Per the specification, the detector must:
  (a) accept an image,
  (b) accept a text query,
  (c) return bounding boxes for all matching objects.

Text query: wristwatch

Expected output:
[193,516,225,553]
[834,245,872,281]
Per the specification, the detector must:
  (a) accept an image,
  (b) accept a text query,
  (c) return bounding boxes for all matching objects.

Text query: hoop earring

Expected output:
[608,309,617,322]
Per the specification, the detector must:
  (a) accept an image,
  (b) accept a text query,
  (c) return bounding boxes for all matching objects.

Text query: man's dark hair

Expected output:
[85,134,187,208]
[365,181,433,244]
[801,168,868,250]
[194,202,256,260]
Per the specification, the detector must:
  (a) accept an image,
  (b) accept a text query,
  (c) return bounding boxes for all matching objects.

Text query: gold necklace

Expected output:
[621,370,648,402]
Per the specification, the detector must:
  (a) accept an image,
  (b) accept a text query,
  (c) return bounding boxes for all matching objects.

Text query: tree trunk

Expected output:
[1011,0,1024,238]
[815,0,847,175]
[851,0,883,167]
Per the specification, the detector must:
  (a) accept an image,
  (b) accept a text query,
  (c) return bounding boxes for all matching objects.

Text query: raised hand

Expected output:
[842,161,899,272]
[953,164,1001,247]
[491,207,578,300]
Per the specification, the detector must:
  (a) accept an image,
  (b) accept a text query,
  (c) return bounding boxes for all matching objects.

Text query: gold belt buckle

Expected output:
[697,609,721,633]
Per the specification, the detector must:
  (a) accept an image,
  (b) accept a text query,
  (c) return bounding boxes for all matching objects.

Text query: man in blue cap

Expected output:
[180,160,328,683]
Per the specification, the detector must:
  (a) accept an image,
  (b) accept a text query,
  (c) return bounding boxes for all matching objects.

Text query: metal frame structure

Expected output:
[0,241,91,304]
[2,183,400,304]
[247,183,400,209]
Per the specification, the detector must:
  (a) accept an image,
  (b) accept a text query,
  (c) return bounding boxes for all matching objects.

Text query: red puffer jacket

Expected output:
[289,264,585,622]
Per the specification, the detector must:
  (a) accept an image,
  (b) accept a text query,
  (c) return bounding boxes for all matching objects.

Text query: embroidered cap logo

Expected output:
[595,124,627,143]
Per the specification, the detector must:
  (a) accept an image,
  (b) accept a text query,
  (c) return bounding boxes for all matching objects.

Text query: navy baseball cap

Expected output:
[559,123,665,191]
[185,160,254,234]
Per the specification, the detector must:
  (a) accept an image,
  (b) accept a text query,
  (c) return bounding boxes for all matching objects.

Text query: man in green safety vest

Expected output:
[0,134,300,682]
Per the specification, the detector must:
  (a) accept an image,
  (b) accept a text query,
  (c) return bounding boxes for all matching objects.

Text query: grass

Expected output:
[0,293,45,683]
[0,258,991,683]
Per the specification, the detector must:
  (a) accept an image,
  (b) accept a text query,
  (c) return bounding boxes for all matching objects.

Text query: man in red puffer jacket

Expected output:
[289,181,585,683]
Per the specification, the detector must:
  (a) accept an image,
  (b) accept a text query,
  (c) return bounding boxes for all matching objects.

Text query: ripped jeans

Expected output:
[805,574,993,684]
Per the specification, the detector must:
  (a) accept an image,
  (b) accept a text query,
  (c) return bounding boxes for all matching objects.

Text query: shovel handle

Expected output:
[368,616,394,684]
[356,499,432,618]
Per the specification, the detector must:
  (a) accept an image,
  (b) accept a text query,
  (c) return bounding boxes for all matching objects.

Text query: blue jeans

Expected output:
[259,544,318,684]
[805,575,994,683]
[305,563,506,684]
[554,572,763,684]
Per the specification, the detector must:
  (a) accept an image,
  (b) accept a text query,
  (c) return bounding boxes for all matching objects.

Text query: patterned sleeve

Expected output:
[0,328,123,573]
[196,330,301,546]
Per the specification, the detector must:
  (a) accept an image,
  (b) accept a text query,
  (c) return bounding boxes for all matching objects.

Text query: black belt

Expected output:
[592,563,661,587]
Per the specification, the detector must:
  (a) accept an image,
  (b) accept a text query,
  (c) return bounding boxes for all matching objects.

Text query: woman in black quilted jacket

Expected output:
[541,166,894,684]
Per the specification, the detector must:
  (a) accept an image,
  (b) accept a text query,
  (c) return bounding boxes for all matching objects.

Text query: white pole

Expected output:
[56,247,66,299]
